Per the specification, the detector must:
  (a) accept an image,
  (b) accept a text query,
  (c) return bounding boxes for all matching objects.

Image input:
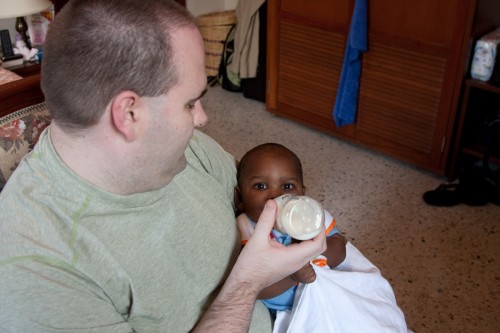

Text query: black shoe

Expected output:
[423,184,464,207]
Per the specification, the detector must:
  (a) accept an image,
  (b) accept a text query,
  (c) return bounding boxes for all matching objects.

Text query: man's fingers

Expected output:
[251,200,277,240]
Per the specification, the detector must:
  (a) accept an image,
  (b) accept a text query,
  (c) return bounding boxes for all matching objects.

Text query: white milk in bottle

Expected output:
[274,194,324,240]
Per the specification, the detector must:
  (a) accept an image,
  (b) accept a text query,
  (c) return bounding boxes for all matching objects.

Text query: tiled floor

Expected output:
[200,85,500,333]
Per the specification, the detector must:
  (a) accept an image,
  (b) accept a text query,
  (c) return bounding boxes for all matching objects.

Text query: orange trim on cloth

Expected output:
[312,258,328,267]
[325,218,337,235]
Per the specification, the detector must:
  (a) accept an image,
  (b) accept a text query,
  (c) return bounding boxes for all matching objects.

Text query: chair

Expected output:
[0,69,50,190]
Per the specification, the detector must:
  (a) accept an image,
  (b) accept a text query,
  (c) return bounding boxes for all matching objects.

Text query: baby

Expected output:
[235,143,346,313]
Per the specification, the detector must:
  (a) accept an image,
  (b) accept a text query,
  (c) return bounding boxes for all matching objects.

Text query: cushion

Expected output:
[0,102,51,188]
[0,67,22,85]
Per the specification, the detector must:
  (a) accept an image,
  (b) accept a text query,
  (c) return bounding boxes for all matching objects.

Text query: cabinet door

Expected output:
[267,0,476,175]
[267,0,353,138]
[355,0,475,173]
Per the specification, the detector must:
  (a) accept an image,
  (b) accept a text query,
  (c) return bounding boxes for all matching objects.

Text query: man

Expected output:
[0,0,326,332]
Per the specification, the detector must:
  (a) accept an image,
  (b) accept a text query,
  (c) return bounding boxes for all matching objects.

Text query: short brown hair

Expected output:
[41,0,196,130]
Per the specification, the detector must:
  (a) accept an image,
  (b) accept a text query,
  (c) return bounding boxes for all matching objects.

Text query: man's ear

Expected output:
[111,91,140,141]
[302,185,307,195]
[234,186,244,211]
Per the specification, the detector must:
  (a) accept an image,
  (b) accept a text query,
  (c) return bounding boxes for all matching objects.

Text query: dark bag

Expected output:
[460,113,500,205]
[423,112,500,206]
[217,25,241,92]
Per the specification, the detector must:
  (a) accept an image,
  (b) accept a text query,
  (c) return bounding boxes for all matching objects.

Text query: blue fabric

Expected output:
[333,0,368,127]
[262,285,297,312]
[270,229,292,246]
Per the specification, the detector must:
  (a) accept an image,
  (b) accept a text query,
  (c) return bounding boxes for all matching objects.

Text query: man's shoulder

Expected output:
[189,130,224,154]
[186,130,236,173]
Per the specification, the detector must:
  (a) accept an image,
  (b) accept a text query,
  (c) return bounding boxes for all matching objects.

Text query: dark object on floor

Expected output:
[459,165,499,205]
[424,110,500,207]
[423,165,499,207]
[423,184,464,206]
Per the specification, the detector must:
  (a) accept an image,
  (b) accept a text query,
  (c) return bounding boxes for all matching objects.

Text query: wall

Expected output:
[1,1,239,54]
[0,18,17,44]
[187,0,238,16]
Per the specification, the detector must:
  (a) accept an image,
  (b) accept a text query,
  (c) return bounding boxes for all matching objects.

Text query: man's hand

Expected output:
[232,199,327,293]
[193,200,326,332]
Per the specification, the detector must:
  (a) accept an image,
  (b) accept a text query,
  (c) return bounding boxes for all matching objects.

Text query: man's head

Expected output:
[42,0,208,192]
[41,0,196,130]
[236,143,306,222]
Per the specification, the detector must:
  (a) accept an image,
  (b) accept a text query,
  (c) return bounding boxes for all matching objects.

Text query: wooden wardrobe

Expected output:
[266,0,480,176]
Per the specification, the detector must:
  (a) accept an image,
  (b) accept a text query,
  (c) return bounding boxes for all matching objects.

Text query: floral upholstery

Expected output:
[0,102,51,188]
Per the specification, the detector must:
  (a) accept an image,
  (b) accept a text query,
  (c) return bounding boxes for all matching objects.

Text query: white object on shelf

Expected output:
[471,27,500,82]
[13,40,37,61]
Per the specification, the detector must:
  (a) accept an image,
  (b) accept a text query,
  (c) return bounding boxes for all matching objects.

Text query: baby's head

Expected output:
[236,143,306,222]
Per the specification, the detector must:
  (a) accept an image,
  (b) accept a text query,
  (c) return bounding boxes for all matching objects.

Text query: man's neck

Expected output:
[49,122,136,195]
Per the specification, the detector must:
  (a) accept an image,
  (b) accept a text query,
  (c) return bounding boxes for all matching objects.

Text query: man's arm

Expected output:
[193,200,327,332]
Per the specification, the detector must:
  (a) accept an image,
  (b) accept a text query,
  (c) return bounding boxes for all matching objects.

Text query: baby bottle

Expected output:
[274,194,324,240]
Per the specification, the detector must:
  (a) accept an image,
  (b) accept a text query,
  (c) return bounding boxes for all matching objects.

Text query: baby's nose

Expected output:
[268,188,284,200]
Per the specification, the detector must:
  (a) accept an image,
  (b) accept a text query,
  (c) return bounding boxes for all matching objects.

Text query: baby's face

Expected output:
[238,151,305,222]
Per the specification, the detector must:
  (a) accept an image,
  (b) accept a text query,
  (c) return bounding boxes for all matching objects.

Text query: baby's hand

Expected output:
[290,263,316,284]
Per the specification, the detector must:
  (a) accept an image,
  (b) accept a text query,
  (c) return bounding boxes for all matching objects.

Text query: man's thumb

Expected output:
[252,200,277,238]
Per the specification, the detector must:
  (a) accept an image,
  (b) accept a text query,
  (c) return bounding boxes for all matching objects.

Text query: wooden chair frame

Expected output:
[0,74,44,118]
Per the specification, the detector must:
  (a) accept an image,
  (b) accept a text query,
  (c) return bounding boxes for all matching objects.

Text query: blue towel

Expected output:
[333,0,368,127]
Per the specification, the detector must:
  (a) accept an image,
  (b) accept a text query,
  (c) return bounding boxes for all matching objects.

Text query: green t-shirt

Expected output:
[0,128,271,332]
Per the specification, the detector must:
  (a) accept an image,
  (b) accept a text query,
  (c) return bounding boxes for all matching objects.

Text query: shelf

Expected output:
[446,0,500,180]
[466,78,500,94]
[460,80,500,166]
[462,142,500,165]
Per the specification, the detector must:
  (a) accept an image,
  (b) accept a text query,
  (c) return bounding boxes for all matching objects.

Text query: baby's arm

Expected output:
[322,210,347,268]
[257,262,316,300]
[323,233,347,268]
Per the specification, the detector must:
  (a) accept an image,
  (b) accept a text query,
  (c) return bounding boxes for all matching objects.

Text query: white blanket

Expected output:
[273,242,408,333]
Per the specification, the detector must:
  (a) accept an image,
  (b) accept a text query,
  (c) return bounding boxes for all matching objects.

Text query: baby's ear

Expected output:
[234,186,244,211]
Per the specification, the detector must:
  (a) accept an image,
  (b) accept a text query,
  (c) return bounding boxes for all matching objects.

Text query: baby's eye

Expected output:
[282,183,295,190]
[253,183,267,190]
[187,102,196,110]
